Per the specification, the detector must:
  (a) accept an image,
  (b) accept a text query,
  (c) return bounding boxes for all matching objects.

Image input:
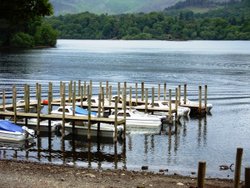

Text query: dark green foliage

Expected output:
[46,0,250,40]
[0,0,57,48]
[35,23,58,46]
[10,32,35,48]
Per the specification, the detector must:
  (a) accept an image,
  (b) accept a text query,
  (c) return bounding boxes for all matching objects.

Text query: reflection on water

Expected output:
[1,40,250,178]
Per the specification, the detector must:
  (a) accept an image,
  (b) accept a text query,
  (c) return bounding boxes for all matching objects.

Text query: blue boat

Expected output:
[0,120,35,141]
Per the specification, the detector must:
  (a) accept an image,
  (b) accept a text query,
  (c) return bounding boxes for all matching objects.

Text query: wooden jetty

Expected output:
[0,80,211,142]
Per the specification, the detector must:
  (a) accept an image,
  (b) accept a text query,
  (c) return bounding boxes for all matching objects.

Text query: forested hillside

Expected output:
[50,0,232,15]
[46,0,250,40]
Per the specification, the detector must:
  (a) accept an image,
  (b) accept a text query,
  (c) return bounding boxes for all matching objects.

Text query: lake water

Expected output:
[0,40,250,179]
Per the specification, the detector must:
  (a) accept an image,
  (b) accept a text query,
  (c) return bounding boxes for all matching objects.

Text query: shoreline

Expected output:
[0,159,236,188]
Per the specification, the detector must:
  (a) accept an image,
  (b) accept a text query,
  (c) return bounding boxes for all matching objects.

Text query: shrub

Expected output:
[35,23,58,47]
[10,32,34,48]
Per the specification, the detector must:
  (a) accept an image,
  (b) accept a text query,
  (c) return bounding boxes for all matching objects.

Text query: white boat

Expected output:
[56,122,124,138]
[0,120,35,141]
[179,97,213,112]
[16,99,43,113]
[51,106,97,117]
[109,109,162,129]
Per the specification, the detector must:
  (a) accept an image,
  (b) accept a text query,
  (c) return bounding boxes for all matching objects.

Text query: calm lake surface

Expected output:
[0,40,250,178]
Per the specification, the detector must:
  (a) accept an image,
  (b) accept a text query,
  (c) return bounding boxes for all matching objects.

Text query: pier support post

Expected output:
[245,167,250,188]
[36,84,41,136]
[78,80,81,97]
[2,90,5,113]
[205,85,208,113]
[68,80,72,103]
[83,81,86,98]
[234,148,243,188]
[80,86,83,108]
[106,81,109,99]
[164,82,167,101]
[152,87,155,108]
[184,84,187,104]
[168,89,172,123]
[62,83,66,138]
[158,84,161,101]
[118,82,120,100]
[199,86,202,114]
[175,88,178,120]
[141,82,144,101]
[129,86,132,109]
[109,85,112,106]
[97,93,101,138]
[48,82,53,133]
[178,85,181,105]
[135,83,138,105]
[87,85,91,141]
[197,161,206,188]
[12,85,17,124]
[145,88,148,113]
[114,96,118,143]
[123,86,126,140]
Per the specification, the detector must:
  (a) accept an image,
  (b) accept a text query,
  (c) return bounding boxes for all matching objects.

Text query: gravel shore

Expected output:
[0,159,237,188]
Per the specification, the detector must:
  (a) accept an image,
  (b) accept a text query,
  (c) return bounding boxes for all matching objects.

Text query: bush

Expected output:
[10,32,34,48]
[35,23,58,47]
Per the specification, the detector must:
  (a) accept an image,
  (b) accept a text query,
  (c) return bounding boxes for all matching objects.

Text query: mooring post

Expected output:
[164,82,167,101]
[152,87,155,108]
[24,84,28,113]
[129,86,132,109]
[184,84,187,104]
[178,85,181,105]
[245,167,250,188]
[87,85,91,141]
[122,87,126,140]
[101,87,105,115]
[68,80,72,103]
[73,81,76,100]
[80,86,83,108]
[90,80,92,97]
[197,161,206,188]
[141,82,144,101]
[114,96,118,143]
[175,88,178,120]
[109,85,112,106]
[2,90,5,112]
[37,84,41,136]
[199,86,202,114]
[234,148,243,188]
[145,88,148,113]
[135,82,138,105]
[72,91,76,116]
[117,82,120,100]
[97,93,101,138]
[83,81,86,98]
[78,80,81,97]
[106,81,109,99]
[168,89,172,123]
[60,81,63,99]
[158,84,161,101]
[205,85,208,113]
[62,83,66,138]
[12,85,17,124]
[48,82,53,133]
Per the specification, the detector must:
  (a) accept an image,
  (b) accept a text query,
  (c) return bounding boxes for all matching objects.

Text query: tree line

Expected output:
[46,0,250,40]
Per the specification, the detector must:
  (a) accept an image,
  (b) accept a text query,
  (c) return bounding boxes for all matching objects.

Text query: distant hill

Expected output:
[50,0,233,15]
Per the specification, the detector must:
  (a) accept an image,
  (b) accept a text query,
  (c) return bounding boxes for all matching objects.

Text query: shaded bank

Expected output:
[0,160,234,188]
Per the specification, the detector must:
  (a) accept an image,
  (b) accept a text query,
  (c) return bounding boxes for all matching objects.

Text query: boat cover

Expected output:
[74,106,97,116]
[0,120,24,133]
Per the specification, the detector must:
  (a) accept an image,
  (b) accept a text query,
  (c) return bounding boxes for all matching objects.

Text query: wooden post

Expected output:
[168,89,172,122]
[123,87,126,139]
[78,80,81,97]
[37,84,41,136]
[129,86,132,109]
[199,86,202,114]
[12,85,17,124]
[114,96,118,143]
[24,84,28,113]
[72,91,76,116]
[175,88,178,119]
[101,87,105,115]
[62,83,66,138]
[106,81,109,99]
[87,85,91,140]
[245,167,250,188]
[135,83,138,105]
[204,85,208,113]
[117,82,120,100]
[60,81,63,99]
[109,85,112,106]
[178,85,181,105]
[145,88,148,113]
[197,161,206,188]
[2,90,5,112]
[80,86,83,108]
[184,84,187,104]
[124,82,127,106]
[152,87,155,108]
[89,80,92,97]
[97,93,101,137]
[73,81,76,100]
[234,148,243,188]
[48,82,53,114]
[83,81,86,98]
[164,82,167,101]
[141,82,144,101]
[158,84,160,101]
[68,80,72,103]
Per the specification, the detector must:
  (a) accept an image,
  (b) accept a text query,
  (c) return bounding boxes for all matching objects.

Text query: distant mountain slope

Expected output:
[50,0,183,15]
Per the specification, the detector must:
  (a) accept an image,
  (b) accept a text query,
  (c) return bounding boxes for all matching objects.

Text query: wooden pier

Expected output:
[0,80,211,142]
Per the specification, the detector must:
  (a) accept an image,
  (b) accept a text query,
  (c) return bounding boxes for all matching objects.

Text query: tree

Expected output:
[0,0,54,47]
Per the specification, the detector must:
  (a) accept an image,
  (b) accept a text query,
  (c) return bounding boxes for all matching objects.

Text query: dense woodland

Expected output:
[47,0,250,40]
[0,0,58,48]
